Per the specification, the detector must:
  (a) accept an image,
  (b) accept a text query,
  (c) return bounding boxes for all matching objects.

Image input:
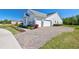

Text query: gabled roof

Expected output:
[25,9,57,18]
[47,12,56,16]
[27,9,47,18]
[33,10,57,16]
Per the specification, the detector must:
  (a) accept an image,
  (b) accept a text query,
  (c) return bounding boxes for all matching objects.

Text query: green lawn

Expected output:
[0,24,20,35]
[41,25,79,49]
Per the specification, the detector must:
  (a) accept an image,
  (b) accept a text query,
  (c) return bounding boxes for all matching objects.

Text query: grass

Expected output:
[0,24,20,35]
[41,25,79,49]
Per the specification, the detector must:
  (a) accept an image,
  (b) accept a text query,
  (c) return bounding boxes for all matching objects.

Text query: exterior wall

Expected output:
[23,16,29,26]
[46,13,63,25]
[34,17,45,27]
[28,15,35,26]
[11,21,22,25]
[35,20,42,27]
[23,15,35,26]
[11,21,16,25]
[17,22,22,24]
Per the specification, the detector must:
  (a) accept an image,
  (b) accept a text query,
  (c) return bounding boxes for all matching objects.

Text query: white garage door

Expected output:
[43,20,51,27]
[35,20,42,27]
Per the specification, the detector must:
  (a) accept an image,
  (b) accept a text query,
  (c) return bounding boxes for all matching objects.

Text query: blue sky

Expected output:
[0,9,79,20]
[0,9,26,20]
[35,9,79,18]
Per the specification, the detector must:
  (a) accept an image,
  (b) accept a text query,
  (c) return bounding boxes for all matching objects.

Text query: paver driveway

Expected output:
[15,26,73,49]
[0,28,21,49]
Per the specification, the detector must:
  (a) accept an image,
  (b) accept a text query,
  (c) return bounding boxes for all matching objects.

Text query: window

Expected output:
[55,20,56,24]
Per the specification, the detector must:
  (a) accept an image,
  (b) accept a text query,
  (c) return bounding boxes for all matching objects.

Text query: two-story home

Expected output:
[22,9,63,27]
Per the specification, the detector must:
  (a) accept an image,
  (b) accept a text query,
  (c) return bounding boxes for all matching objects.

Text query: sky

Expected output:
[0,9,26,20]
[0,9,79,20]
[35,9,79,18]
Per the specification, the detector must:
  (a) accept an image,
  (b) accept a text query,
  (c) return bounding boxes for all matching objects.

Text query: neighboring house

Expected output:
[11,20,22,25]
[22,9,63,27]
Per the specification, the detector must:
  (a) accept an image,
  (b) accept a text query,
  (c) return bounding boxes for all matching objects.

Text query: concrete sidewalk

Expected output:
[0,28,21,49]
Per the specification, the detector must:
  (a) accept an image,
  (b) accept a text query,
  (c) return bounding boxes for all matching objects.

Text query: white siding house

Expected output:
[22,9,63,27]
[11,20,22,25]
[46,12,63,25]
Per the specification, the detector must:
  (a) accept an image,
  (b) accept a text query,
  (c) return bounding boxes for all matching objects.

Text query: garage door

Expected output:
[35,20,42,27]
[43,20,51,27]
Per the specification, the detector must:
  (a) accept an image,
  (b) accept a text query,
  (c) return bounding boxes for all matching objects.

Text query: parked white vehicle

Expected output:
[22,9,63,27]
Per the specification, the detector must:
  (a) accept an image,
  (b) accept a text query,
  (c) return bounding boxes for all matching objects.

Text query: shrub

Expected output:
[18,23,27,28]
[53,24,63,26]
[26,26,33,30]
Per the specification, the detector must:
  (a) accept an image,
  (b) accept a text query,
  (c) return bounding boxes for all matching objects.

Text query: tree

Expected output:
[0,19,11,24]
[76,15,79,25]
[63,16,78,25]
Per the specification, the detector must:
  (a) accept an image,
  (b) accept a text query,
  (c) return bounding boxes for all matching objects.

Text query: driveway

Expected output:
[0,28,21,49]
[15,26,74,49]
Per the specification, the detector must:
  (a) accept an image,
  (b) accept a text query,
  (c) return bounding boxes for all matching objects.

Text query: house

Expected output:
[22,9,63,27]
[11,20,22,25]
